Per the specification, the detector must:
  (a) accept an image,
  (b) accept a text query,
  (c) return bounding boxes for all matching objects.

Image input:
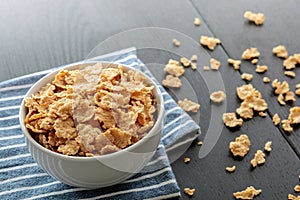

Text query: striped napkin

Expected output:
[0,48,200,200]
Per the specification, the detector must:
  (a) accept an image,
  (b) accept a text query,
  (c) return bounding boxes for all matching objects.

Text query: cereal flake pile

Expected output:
[25,64,157,156]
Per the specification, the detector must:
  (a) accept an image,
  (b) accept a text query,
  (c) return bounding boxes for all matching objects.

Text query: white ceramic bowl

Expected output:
[19,62,164,188]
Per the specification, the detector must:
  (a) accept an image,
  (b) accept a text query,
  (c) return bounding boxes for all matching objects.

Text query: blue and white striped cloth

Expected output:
[0,48,200,200]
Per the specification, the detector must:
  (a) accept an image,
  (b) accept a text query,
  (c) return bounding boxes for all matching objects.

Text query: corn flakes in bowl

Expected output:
[19,62,164,188]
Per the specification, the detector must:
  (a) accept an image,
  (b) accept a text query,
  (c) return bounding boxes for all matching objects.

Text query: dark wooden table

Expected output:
[1,0,299,199]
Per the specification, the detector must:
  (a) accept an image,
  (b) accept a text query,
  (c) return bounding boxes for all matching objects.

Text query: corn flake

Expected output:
[241,73,253,81]
[228,58,241,70]
[190,54,198,62]
[229,134,251,157]
[242,48,260,60]
[162,75,182,88]
[282,119,293,132]
[210,90,226,103]
[164,59,185,77]
[272,114,280,126]
[258,112,267,117]
[172,39,180,47]
[285,91,296,102]
[194,17,201,26]
[296,89,300,96]
[183,157,191,163]
[273,45,288,59]
[285,71,296,78]
[256,65,268,73]
[244,11,265,25]
[178,98,200,113]
[288,106,300,124]
[272,79,290,95]
[223,113,243,128]
[263,77,270,83]
[191,63,197,70]
[184,188,195,196]
[226,165,236,173]
[251,59,258,65]
[203,66,210,71]
[233,186,262,199]
[210,58,221,70]
[236,84,256,100]
[251,150,265,167]
[264,141,272,152]
[288,194,300,200]
[278,94,286,105]
[293,185,300,193]
[200,36,221,50]
[236,102,254,119]
[283,54,300,70]
[180,57,191,67]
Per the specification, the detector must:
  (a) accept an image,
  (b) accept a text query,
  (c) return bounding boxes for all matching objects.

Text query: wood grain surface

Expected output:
[0,0,299,199]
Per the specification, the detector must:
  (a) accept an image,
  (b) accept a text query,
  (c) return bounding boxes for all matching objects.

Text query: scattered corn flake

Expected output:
[236,102,254,119]
[210,58,221,70]
[183,157,191,163]
[272,79,290,95]
[203,66,210,71]
[233,186,262,199]
[228,58,241,70]
[197,141,203,145]
[264,141,272,152]
[272,113,280,126]
[164,59,185,77]
[294,185,300,193]
[283,54,300,70]
[281,119,293,132]
[178,98,200,113]
[229,134,250,157]
[172,39,180,47]
[251,150,265,167]
[226,165,236,173]
[277,94,286,105]
[272,45,288,59]
[241,73,253,81]
[251,59,258,65]
[285,91,296,102]
[288,106,300,124]
[284,71,296,78]
[180,57,191,67]
[263,77,270,83]
[162,75,182,88]
[258,112,267,117]
[190,54,198,62]
[210,90,226,103]
[244,93,268,112]
[184,188,195,196]
[194,17,201,26]
[200,36,221,50]
[256,65,268,73]
[236,84,255,100]
[288,194,300,200]
[296,89,300,96]
[191,63,197,70]
[244,11,265,25]
[242,48,260,60]
[223,113,243,128]
[296,84,300,89]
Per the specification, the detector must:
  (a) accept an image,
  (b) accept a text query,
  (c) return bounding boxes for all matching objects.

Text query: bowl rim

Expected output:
[19,61,164,162]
